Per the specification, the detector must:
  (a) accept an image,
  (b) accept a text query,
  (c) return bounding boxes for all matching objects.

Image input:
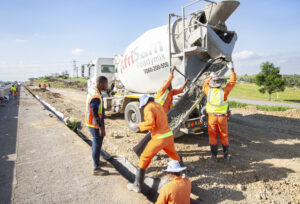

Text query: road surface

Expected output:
[0,87,150,204]
[229,97,300,109]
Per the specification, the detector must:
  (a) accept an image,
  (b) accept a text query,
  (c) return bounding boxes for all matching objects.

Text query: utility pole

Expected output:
[73,60,78,78]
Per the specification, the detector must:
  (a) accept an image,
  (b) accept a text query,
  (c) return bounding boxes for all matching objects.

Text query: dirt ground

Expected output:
[27,85,300,204]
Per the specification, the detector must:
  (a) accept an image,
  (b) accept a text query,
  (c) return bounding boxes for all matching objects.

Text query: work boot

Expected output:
[209,145,218,162]
[93,167,109,176]
[223,145,230,162]
[127,168,145,193]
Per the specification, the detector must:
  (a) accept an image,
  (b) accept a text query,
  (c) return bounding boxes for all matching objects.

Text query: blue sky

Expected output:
[0,0,300,81]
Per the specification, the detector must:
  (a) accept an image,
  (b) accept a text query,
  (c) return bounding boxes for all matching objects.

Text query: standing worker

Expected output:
[156,160,191,204]
[127,95,183,193]
[203,62,236,162]
[11,85,17,98]
[156,66,189,113]
[43,83,47,89]
[85,76,109,176]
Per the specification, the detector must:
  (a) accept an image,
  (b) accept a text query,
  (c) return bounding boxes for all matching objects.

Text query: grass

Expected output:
[230,82,300,104]
[228,101,248,108]
[256,105,291,112]
[67,77,87,82]
[228,101,291,112]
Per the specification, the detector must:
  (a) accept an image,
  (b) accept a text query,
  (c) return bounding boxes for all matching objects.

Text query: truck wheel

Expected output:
[125,102,143,132]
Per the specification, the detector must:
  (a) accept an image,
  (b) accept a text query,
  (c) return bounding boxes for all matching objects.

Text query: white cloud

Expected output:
[15,39,28,43]
[233,50,256,60]
[72,48,83,56]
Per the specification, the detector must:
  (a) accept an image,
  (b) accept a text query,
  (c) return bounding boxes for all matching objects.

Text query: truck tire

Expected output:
[125,102,143,132]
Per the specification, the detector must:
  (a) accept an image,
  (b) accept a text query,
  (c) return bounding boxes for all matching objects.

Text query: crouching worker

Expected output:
[203,62,236,162]
[127,95,183,193]
[156,160,191,204]
[85,76,109,176]
[64,117,77,132]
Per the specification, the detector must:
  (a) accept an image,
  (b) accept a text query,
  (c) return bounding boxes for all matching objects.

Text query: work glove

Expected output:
[227,62,234,72]
[209,72,217,79]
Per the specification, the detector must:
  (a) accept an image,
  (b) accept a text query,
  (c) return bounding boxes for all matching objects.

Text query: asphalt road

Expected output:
[229,97,300,109]
[0,93,19,203]
[0,87,150,204]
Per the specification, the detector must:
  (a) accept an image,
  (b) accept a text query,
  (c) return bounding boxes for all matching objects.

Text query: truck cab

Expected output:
[87,58,116,92]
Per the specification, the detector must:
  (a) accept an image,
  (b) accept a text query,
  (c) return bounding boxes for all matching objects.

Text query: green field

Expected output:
[228,101,291,112]
[230,83,300,104]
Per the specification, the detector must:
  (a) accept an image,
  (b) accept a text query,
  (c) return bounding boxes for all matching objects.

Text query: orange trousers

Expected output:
[208,115,229,146]
[139,136,180,169]
[13,91,18,96]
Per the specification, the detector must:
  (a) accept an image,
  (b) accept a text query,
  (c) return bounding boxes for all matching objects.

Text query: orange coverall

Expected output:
[156,176,191,204]
[138,101,181,169]
[203,72,236,146]
[157,74,184,113]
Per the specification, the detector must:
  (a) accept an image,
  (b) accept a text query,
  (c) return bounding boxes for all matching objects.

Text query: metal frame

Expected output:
[168,0,216,72]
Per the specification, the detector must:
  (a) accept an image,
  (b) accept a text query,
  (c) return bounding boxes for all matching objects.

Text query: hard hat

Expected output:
[139,95,150,108]
[162,160,187,173]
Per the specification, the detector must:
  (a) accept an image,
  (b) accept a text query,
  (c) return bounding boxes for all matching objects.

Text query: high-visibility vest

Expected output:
[155,89,172,109]
[11,86,16,91]
[206,88,228,114]
[85,87,103,128]
[156,131,173,139]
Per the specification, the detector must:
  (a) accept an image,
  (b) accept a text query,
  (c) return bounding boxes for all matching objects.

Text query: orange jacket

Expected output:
[157,74,184,113]
[139,101,171,139]
[156,176,191,204]
[203,72,236,100]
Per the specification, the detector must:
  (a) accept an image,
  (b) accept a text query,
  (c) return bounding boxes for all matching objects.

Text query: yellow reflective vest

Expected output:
[85,87,103,128]
[206,88,228,114]
[155,89,173,109]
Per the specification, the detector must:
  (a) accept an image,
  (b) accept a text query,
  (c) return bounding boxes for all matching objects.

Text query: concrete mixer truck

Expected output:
[87,0,239,139]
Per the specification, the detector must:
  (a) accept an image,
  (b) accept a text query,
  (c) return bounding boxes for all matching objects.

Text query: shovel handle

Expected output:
[173,67,191,81]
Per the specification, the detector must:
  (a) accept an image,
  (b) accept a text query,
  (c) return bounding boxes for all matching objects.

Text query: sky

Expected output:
[0,0,300,81]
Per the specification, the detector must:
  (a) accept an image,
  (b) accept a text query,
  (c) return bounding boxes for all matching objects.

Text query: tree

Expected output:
[255,61,285,101]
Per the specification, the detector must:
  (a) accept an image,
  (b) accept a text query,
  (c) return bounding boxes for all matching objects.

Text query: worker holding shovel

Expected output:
[203,62,236,162]
[127,95,184,193]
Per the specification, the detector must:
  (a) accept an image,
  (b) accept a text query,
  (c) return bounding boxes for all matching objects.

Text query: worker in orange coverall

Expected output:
[156,160,191,204]
[155,66,189,113]
[127,95,183,193]
[203,62,236,162]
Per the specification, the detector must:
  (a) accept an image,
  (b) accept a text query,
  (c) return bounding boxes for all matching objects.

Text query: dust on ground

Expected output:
[27,84,300,204]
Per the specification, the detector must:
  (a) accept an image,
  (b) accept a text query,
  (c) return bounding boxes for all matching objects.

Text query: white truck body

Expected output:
[87,58,116,92]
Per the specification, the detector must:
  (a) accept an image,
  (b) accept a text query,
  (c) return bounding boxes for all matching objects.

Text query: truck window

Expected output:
[89,64,95,78]
[101,65,115,73]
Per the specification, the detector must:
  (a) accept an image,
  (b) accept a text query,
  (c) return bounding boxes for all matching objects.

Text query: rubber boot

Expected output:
[127,168,145,193]
[223,145,230,162]
[209,145,218,162]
